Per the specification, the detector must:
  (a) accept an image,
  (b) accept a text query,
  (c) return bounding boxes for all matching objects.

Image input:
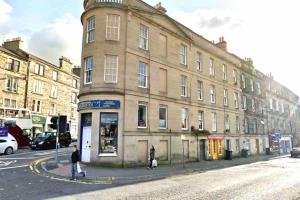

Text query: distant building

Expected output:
[0,38,80,139]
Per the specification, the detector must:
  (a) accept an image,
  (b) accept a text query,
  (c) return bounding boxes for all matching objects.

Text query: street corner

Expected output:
[30,157,113,185]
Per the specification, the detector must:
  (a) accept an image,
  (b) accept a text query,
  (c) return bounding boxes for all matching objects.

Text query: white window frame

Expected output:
[71,92,77,104]
[198,111,204,131]
[159,106,168,129]
[269,98,273,110]
[242,74,246,89]
[33,80,43,94]
[50,85,57,98]
[236,116,240,132]
[72,79,78,88]
[250,79,254,92]
[138,103,147,128]
[210,85,216,103]
[222,64,227,81]
[180,75,188,97]
[181,108,188,130]
[34,64,44,76]
[7,58,13,70]
[52,71,58,81]
[180,45,187,65]
[196,52,202,71]
[257,82,261,95]
[224,89,228,106]
[211,112,217,132]
[3,98,17,108]
[197,81,203,100]
[234,92,239,109]
[87,16,95,43]
[104,55,118,83]
[233,69,237,84]
[106,14,120,41]
[5,76,18,93]
[242,95,247,110]
[49,103,56,115]
[139,25,149,50]
[209,58,215,76]
[32,100,42,113]
[138,62,148,88]
[84,57,93,84]
[225,114,230,131]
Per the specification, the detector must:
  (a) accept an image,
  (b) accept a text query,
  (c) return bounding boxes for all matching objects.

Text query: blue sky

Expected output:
[1,0,300,95]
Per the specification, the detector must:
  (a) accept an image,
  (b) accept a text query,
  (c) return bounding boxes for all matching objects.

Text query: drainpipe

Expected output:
[24,60,30,108]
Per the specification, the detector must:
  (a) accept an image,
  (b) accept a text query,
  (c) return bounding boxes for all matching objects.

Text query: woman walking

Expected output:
[148,145,155,169]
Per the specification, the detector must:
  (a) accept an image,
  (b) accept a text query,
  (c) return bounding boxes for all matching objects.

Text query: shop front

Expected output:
[78,100,121,163]
[280,135,292,154]
[31,115,46,138]
[207,135,224,160]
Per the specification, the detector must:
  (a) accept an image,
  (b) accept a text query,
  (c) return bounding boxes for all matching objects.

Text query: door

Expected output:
[256,139,260,155]
[81,126,92,163]
[138,140,148,164]
[199,139,206,160]
[213,140,218,160]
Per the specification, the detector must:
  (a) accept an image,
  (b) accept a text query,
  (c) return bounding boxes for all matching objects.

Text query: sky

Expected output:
[0,0,300,96]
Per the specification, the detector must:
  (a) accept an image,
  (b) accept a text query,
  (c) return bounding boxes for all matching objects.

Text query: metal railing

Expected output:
[96,0,123,4]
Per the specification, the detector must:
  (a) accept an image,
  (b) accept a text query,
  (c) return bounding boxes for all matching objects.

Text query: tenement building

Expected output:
[79,0,299,166]
[0,38,80,139]
[240,58,268,155]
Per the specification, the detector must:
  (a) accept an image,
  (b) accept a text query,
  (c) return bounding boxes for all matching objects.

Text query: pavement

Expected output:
[37,153,287,185]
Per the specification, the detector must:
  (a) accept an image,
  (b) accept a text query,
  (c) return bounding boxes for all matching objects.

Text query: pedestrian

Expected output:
[70,145,86,181]
[148,145,155,169]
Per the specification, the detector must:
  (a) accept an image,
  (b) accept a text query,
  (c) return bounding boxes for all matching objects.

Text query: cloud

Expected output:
[0,0,13,42]
[28,13,82,65]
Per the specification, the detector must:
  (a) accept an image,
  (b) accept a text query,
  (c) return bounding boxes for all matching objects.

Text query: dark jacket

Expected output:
[71,150,80,163]
[150,147,155,160]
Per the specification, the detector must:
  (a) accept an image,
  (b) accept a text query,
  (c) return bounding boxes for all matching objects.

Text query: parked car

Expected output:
[0,134,18,155]
[29,131,71,150]
[291,147,300,158]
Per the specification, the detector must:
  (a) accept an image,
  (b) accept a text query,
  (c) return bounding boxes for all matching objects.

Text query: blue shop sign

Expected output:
[78,100,121,111]
[0,127,8,137]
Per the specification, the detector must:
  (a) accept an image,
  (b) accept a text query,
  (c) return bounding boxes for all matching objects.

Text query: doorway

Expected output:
[256,139,260,155]
[80,113,92,163]
[199,139,206,160]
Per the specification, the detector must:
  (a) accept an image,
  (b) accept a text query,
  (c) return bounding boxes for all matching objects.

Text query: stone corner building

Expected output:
[0,38,80,139]
[78,0,299,166]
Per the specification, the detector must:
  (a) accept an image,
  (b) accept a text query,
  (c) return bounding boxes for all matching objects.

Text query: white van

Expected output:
[0,134,18,155]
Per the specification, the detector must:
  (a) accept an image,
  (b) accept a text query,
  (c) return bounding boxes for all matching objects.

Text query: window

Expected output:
[250,79,254,92]
[50,103,56,115]
[106,14,120,41]
[222,64,227,80]
[52,71,58,81]
[198,111,204,130]
[269,98,273,110]
[33,80,43,94]
[180,45,187,65]
[196,52,202,71]
[50,85,57,98]
[3,98,16,108]
[5,76,18,92]
[181,108,188,130]
[180,75,188,97]
[72,79,78,88]
[6,58,19,72]
[223,89,228,106]
[241,74,246,89]
[276,101,279,111]
[104,55,118,83]
[138,62,148,88]
[197,81,203,100]
[257,82,261,95]
[139,25,149,50]
[281,103,284,113]
[225,114,230,131]
[100,113,118,155]
[34,64,44,76]
[236,116,240,132]
[211,112,217,132]
[210,85,216,103]
[71,107,76,119]
[252,98,256,112]
[159,106,167,129]
[209,58,215,76]
[71,92,77,104]
[84,57,93,84]
[138,103,147,128]
[244,118,249,133]
[234,92,239,109]
[242,95,247,110]
[233,69,237,84]
[87,16,95,43]
[32,100,42,113]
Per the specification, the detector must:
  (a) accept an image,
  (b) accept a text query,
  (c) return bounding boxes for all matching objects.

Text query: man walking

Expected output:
[148,145,155,169]
[70,145,86,181]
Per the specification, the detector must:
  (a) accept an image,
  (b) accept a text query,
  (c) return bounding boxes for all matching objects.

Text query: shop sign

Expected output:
[78,100,120,111]
[0,127,8,137]
[32,115,46,125]
[208,135,224,140]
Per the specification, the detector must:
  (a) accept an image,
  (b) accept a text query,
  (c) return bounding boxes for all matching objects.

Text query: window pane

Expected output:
[100,113,118,154]
[138,104,147,127]
[104,55,118,83]
[159,107,167,128]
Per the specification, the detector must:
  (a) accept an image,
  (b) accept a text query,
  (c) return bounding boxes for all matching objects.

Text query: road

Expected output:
[1,151,300,200]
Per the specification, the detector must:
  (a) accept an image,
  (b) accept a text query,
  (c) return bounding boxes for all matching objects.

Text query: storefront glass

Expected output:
[99,113,118,154]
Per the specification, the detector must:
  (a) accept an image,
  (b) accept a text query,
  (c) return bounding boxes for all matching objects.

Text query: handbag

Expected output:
[152,159,158,167]
[77,162,82,173]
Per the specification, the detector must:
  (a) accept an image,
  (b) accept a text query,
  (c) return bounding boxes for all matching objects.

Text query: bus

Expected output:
[0,107,32,147]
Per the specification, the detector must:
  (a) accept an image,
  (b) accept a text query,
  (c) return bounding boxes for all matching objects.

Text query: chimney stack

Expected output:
[216,36,227,51]
[59,56,73,72]
[155,2,167,13]
[2,37,25,51]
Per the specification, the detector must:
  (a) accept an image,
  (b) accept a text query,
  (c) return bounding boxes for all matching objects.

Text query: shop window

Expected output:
[218,140,223,155]
[99,113,118,155]
[138,103,147,128]
[159,106,167,129]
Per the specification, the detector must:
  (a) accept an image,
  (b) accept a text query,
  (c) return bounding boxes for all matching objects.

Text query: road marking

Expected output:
[0,160,16,167]
[0,165,28,171]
